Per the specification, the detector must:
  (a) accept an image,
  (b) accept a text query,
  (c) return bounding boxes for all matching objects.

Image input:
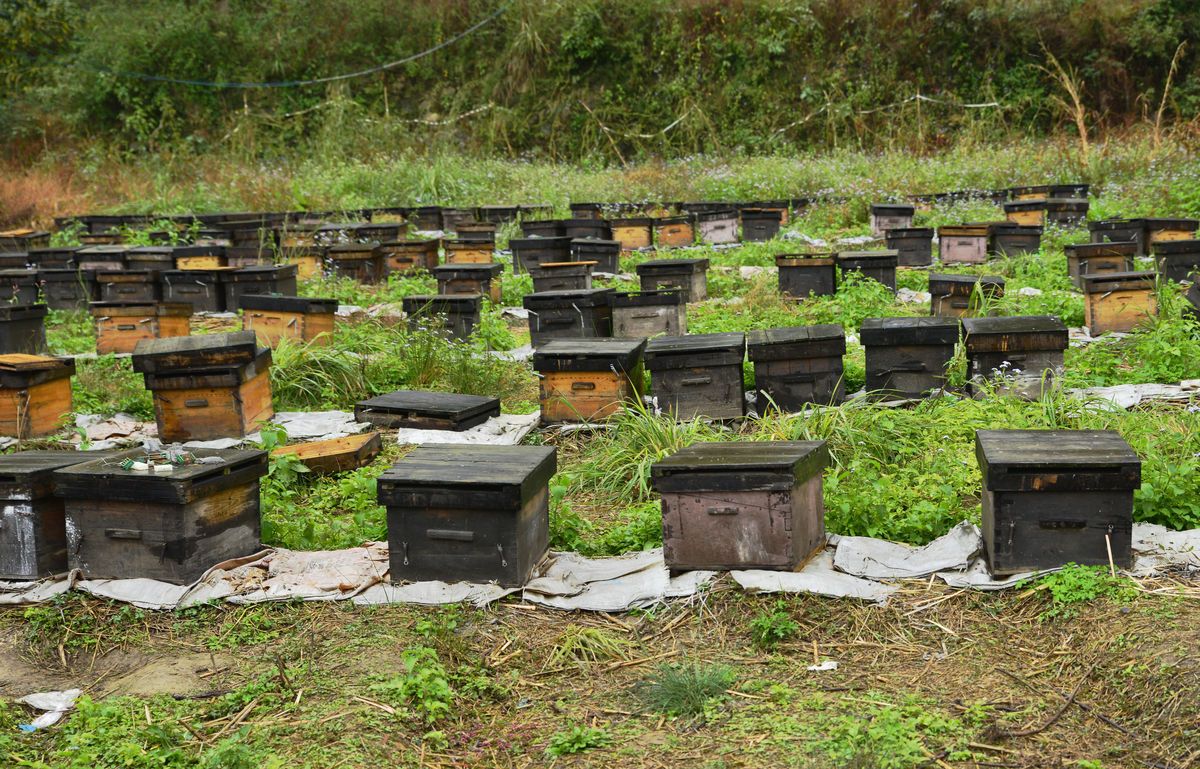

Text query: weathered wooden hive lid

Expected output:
[987,222,1043,236]
[653,215,692,226]
[132,330,260,373]
[225,264,298,280]
[859,317,959,346]
[402,294,482,311]
[1044,197,1089,210]
[379,237,437,248]
[962,315,1068,351]
[610,289,684,307]
[532,338,647,373]
[377,444,557,509]
[746,325,846,360]
[0,354,75,389]
[97,269,155,281]
[441,238,492,248]
[356,390,499,424]
[89,300,191,316]
[1003,199,1048,210]
[521,288,612,309]
[162,267,236,279]
[564,218,610,227]
[644,332,745,368]
[776,252,834,265]
[0,449,127,499]
[326,242,380,255]
[1150,239,1200,255]
[1080,270,1156,292]
[885,227,934,238]
[975,429,1140,491]
[569,238,620,251]
[740,208,783,220]
[510,236,574,250]
[870,203,915,215]
[836,250,899,262]
[928,272,1005,289]
[1064,242,1138,257]
[650,440,829,490]
[693,208,739,221]
[53,448,269,505]
[128,246,174,257]
[1087,218,1142,231]
[0,268,38,281]
[635,258,709,274]
[431,263,504,278]
[937,223,990,237]
[28,246,80,258]
[520,219,568,237]
[609,216,653,227]
[238,294,338,313]
[1141,218,1198,229]
[0,304,48,321]
[1009,184,1057,197]
[37,267,92,280]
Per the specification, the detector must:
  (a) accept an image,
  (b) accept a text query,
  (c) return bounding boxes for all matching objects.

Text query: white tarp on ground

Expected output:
[1,521,1195,611]
[390,412,540,446]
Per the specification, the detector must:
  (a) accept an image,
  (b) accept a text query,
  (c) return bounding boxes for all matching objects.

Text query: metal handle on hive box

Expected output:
[184,399,210,408]
[571,382,596,391]
[706,507,739,515]
[105,528,143,540]
[680,376,712,386]
[426,529,475,542]
[1039,520,1087,529]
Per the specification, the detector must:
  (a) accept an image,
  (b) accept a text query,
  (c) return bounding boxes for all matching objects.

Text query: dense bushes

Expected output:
[3,0,1199,159]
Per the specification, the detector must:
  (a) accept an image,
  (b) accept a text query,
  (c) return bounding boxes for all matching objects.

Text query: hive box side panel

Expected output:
[982,489,1133,575]
[0,498,67,579]
[662,489,797,571]
[153,368,274,442]
[538,368,641,423]
[1084,289,1157,334]
[651,364,744,420]
[0,377,72,438]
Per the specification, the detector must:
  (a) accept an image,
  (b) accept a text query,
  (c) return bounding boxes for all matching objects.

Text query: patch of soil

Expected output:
[99,650,232,697]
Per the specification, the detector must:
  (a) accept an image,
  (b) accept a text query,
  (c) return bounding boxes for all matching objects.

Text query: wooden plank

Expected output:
[272,432,382,473]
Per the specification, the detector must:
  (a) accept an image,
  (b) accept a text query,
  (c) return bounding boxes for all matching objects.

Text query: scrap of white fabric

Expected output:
[732,551,899,604]
[833,521,981,580]
[391,412,539,446]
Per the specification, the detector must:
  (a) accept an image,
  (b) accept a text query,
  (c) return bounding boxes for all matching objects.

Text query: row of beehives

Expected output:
[0,429,1142,587]
[523,315,1070,424]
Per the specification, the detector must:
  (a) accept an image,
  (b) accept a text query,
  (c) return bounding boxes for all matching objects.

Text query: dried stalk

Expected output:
[1039,46,1090,161]
[1154,41,1187,150]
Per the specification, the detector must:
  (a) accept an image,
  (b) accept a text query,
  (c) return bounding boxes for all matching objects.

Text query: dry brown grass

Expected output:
[0,166,85,228]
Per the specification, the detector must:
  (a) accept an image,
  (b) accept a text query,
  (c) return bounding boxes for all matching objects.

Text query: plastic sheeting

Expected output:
[390,412,540,446]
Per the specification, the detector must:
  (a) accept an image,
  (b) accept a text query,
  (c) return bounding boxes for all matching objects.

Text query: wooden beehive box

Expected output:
[884,227,934,267]
[126,246,176,274]
[54,448,268,583]
[0,450,131,579]
[1064,242,1137,289]
[836,250,898,292]
[569,239,620,274]
[411,206,443,231]
[644,332,745,420]
[747,325,846,412]
[563,219,613,241]
[161,268,231,312]
[1088,219,1146,255]
[240,294,337,347]
[0,269,40,305]
[222,265,298,311]
[1151,239,1200,283]
[611,289,686,338]
[528,261,595,293]
[869,204,915,236]
[0,305,48,355]
[0,253,28,270]
[355,390,500,431]
[1045,198,1089,226]
[133,331,274,442]
[976,429,1138,575]
[510,236,573,274]
[860,317,958,399]
[479,205,520,224]
[27,247,79,270]
[1082,271,1157,335]
[962,315,1068,398]
[532,338,646,423]
[442,238,494,265]
[37,268,97,310]
[521,220,567,238]
[432,263,503,303]
[91,302,192,355]
[282,248,325,279]
[78,232,122,246]
[328,243,384,284]
[741,208,783,241]
[653,215,695,248]
[0,355,74,438]
[75,245,127,272]
[777,253,837,298]
[455,221,497,243]
[220,246,270,270]
[171,244,228,270]
[0,229,50,253]
[636,258,709,302]
[379,238,439,275]
[1010,183,1089,201]
[695,209,740,245]
[1144,217,1198,246]
[523,288,613,347]
[378,444,557,586]
[569,202,605,220]
[440,208,478,234]
[271,432,382,474]
[98,270,161,304]
[988,223,1042,256]
[937,224,989,264]
[1187,280,1200,323]
[610,217,654,252]
[402,294,482,341]
[1002,199,1046,227]
[928,273,1005,317]
[651,441,830,572]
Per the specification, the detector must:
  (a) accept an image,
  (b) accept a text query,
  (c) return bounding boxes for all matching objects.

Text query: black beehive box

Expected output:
[37,269,97,310]
[928,273,1005,317]
[378,444,557,586]
[432,263,503,303]
[1151,240,1200,283]
[126,246,176,273]
[644,332,745,420]
[27,247,79,270]
[636,258,709,302]
[1088,219,1146,255]
[1064,242,1137,289]
[0,269,40,305]
[54,448,268,584]
[161,268,228,312]
[884,228,934,267]
[836,250,898,292]
[741,208,783,241]
[569,239,620,274]
[962,315,1068,397]
[860,317,958,399]
[222,265,299,310]
[988,223,1042,256]
[521,220,567,238]
[528,261,595,293]
[328,243,384,284]
[523,288,612,347]
[652,441,829,572]
[99,269,161,304]
[777,253,837,298]
[510,236,573,274]
[354,390,500,432]
[747,325,846,412]
[0,450,128,579]
[611,289,687,338]
[563,218,613,241]
[403,294,481,341]
[0,304,49,354]
[976,430,1139,575]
